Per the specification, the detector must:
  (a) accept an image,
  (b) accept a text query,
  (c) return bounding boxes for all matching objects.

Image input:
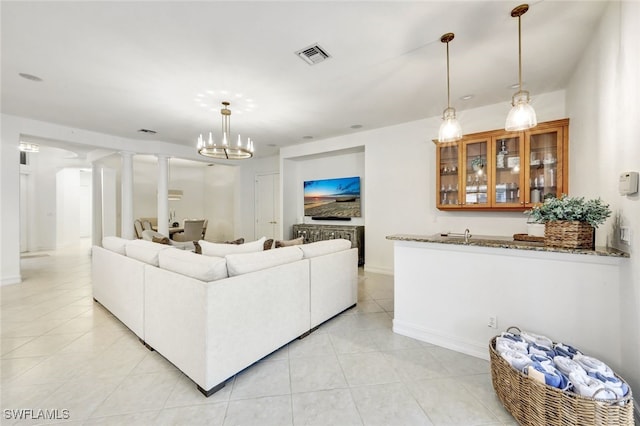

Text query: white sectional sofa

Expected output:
[91,237,357,396]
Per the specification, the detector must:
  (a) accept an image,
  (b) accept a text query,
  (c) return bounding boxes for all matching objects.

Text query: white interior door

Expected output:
[255,173,279,240]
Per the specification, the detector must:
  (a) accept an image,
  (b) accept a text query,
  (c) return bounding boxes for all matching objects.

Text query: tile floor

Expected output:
[1,240,518,425]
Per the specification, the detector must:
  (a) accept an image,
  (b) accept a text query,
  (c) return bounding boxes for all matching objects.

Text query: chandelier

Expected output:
[197,101,254,160]
[505,4,537,131]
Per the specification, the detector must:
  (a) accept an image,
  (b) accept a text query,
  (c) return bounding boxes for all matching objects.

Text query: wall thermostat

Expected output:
[619,171,639,195]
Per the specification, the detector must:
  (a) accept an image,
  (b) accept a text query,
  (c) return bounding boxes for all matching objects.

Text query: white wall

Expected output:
[23,147,91,251]
[565,0,640,407]
[133,158,202,224]
[101,167,117,237]
[1,118,21,285]
[79,170,92,238]
[282,148,365,239]
[281,90,566,274]
[130,156,238,241]
[55,168,81,248]
[203,163,238,242]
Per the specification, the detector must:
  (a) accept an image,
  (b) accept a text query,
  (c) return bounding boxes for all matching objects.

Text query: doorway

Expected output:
[254,172,280,240]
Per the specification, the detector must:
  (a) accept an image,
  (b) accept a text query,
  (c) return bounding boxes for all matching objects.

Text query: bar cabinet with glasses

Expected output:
[435,118,569,211]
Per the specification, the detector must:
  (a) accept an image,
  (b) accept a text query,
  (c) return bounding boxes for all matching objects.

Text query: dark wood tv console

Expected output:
[292,224,364,266]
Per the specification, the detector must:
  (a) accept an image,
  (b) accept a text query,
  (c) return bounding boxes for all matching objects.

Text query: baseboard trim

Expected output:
[1,275,22,286]
[393,319,488,360]
[197,381,225,397]
[363,265,393,275]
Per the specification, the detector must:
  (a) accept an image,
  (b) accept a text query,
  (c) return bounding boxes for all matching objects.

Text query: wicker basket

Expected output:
[490,337,634,426]
[544,220,595,249]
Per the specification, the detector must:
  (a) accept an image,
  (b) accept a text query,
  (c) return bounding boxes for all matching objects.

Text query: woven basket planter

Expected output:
[544,220,594,249]
[490,337,634,426]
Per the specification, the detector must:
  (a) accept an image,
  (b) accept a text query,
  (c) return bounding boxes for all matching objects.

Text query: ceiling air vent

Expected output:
[295,43,331,65]
[137,128,157,134]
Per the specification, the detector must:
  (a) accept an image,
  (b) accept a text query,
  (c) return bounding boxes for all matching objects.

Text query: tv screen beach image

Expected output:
[304,176,361,217]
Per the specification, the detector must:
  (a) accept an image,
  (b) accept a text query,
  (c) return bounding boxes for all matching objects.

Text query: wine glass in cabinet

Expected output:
[436,142,461,209]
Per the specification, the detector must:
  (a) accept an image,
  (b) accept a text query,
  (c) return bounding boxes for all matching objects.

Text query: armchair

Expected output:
[172,219,205,242]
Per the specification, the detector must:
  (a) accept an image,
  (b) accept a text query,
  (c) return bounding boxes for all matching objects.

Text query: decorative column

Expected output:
[120,151,135,240]
[156,155,169,237]
[91,162,103,246]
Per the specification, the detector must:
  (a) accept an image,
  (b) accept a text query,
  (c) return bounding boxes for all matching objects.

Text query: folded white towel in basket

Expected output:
[569,371,618,399]
[500,350,533,372]
[520,330,553,349]
[496,337,529,355]
[553,356,585,377]
[573,354,613,376]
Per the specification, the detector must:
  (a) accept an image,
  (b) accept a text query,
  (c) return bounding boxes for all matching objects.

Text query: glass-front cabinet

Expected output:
[436,142,461,208]
[524,123,567,207]
[491,134,521,208]
[435,118,569,210]
[462,138,490,208]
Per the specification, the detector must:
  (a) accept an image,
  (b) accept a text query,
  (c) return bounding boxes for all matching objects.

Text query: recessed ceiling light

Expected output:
[18,73,43,82]
[303,136,314,139]
[460,94,474,101]
[350,124,363,129]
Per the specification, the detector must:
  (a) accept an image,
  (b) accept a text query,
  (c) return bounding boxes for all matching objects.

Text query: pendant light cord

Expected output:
[446,39,451,108]
[518,14,522,92]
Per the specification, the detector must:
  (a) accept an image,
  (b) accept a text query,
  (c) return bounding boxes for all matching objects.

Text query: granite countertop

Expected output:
[386,233,630,258]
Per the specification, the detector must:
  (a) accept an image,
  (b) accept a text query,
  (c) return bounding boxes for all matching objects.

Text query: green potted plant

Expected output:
[526,194,611,249]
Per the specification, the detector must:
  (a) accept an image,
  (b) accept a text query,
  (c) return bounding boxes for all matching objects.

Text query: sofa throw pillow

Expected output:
[125,239,171,266]
[102,236,127,255]
[158,249,228,282]
[298,238,352,258]
[224,237,244,245]
[275,236,304,248]
[226,246,303,277]
[263,238,274,250]
[199,237,266,257]
[152,236,171,245]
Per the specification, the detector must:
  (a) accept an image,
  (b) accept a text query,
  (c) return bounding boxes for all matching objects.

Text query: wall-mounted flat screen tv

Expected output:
[304,176,361,218]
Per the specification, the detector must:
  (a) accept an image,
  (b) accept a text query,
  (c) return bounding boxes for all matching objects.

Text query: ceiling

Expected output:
[1,1,607,158]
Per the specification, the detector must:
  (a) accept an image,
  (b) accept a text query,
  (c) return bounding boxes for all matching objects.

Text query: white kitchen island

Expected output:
[387,234,629,367]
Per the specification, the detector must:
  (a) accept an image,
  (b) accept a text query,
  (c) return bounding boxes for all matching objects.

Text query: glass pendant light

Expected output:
[438,33,462,143]
[505,4,537,131]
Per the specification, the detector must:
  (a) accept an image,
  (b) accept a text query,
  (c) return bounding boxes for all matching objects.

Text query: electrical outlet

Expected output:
[488,316,498,329]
